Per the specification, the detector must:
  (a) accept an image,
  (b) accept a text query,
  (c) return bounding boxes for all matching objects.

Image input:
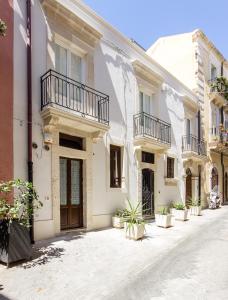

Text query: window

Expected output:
[139,91,152,114]
[110,145,121,188]
[167,157,175,178]
[142,151,154,164]
[59,133,83,150]
[54,43,82,81]
[186,119,191,144]
[211,65,217,81]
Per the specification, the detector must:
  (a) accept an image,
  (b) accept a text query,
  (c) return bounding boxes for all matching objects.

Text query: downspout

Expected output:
[221,61,225,204]
[26,0,34,243]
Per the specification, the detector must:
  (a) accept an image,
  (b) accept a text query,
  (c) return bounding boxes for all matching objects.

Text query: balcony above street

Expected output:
[40,70,109,141]
[182,134,207,162]
[209,126,228,154]
[133,112,171,151]
[208,77,228,107]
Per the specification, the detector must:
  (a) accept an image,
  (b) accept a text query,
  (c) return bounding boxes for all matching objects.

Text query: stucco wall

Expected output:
[13,0,201,240]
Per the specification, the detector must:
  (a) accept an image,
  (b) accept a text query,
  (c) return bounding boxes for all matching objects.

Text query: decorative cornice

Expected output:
[192,29,227,63]
[41,0,102,47]
[132,60,163,87]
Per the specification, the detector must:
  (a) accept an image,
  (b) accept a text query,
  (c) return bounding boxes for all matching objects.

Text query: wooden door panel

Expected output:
[60,157,83,230]
[185,174,192,207]
[70,207,81,228]
[60,207,68,229]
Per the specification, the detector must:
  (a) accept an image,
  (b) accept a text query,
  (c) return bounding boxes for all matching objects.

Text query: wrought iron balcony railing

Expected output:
[41,69,109,125]
[134,112,171,145]
[210,126,228,144]
[182,134,206,156]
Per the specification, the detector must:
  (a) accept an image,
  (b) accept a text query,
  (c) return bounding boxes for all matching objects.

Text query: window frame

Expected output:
[110,145,122,188]
[167,157,175,179]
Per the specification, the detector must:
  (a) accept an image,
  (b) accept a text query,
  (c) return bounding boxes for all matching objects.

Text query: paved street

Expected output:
[1,207,228,300]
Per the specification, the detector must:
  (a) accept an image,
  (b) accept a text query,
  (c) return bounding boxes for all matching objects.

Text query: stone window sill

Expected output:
[164,177,178,186]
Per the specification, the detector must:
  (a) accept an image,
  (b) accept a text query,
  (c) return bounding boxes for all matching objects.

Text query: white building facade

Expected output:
[10,0,208,241]
[147,29,228,205]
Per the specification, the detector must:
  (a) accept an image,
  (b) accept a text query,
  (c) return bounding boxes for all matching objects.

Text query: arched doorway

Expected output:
[211,167,218,190]
[142,169,154,216]
[185,168,192,207]
[225,172,228,202]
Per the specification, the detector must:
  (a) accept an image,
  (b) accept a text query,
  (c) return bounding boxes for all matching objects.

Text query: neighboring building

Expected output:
[147,29,228,205]
[2,1,210,241]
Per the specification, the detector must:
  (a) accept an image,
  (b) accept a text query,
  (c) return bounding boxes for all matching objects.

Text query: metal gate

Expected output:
[142,169,154,216]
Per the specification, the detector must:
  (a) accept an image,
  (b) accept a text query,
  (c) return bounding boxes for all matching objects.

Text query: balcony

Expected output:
[40,70,109,140]
[209,126,228,153]
[208,77,228,106]
[182,134,207,161]
[133,112,171,151]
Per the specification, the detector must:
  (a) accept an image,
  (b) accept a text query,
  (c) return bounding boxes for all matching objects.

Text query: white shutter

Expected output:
[70,52,82,82]
[60,158,67,205]
[55,44,67,76]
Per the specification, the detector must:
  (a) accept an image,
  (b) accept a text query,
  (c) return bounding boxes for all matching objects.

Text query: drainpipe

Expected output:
[26,0,34,243]
[221,61,225,204]
[221,153,225,204]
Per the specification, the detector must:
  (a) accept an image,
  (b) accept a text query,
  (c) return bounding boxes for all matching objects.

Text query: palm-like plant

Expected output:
[123,199,145,226]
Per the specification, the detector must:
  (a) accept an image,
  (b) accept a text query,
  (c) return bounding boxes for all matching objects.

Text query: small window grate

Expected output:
[59,133,83,150]
[142,151,154,164]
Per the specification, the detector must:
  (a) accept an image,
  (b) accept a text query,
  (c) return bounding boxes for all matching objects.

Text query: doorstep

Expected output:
[57,227,87,236]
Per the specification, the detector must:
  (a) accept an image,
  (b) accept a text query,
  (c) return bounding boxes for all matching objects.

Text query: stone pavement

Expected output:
[0,207,228,300]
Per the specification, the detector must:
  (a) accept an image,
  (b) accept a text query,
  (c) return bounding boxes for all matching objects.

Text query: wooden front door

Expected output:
[142,169,154,216]
[60,158,83,230]
[225,173,228,202]
[185,168,192,207]
[211,167,218,190]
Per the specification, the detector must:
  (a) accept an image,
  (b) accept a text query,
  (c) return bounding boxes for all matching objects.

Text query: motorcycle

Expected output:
[208,185,221,209]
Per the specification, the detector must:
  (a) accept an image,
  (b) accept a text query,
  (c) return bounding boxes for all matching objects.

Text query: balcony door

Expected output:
[60,157,83,230]
[186,118,191,145]
[54,43,82,108]
[139,91,154,136]
[55,43,82,82]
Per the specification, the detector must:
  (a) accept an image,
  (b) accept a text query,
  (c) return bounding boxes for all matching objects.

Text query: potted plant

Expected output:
[0,179,42,267]
[112,209,129,228]
[171,203,189,221]
[124,200,145,240]
[155,207,175,228]
[189,199,202,216]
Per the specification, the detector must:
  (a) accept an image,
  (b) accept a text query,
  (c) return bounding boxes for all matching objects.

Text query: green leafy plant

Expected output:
[157,207,169,215]
[189,198,201,207]
[210,76,228,101]
[0,179,42,227]
[123,199,145,226]
[0,19,7,37]
[114,208,130,218]
[173,203,186,210]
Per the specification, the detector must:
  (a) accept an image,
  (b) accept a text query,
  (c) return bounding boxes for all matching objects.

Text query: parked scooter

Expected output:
[209,185,221,209]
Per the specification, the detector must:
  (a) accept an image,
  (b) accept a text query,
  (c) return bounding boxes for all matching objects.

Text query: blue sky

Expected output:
[84,0,228,58]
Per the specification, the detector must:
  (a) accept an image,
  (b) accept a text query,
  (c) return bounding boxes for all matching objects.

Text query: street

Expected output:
[110,208,228,300]
[0,207,228,300]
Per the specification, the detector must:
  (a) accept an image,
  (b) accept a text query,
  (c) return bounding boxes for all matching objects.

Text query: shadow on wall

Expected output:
[93,44,137,205]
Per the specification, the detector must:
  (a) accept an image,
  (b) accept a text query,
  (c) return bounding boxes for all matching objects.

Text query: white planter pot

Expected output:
[173,209,189,221]
[155,214,175,228]
[124,222,145,240]
[112,216,124,228]
[170,208,176,215]
[190,206,201,216]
